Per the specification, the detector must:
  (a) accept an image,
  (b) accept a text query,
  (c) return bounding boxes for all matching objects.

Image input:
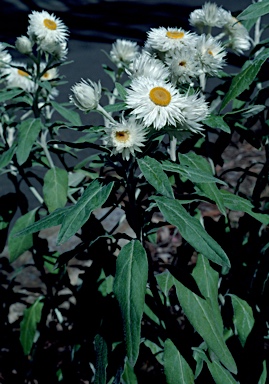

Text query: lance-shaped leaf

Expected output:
[50,100,82,126]
[0,88,23,102]
[178,152,226,215]
[206,360,238,384]
[57,180,114,244]
[229,294,255,347]
[14,206,71,237]
[94,334,108,384]
[203,114,231,133]
[156,269,174,297]
[174,278,237,374]
[43,167,68,213]
[221,190,269,225]
[113,240,148,366]
[138,156,174,198]
[192,255,223,333]
[154,196,230,268]
[238,1,269,21]
[8,209,37,262]
[221,48,269,111]
[164,339,195,384]
[16,118,42,165]
[122,360,138,384]
[0,143,17,168]
[258,360,267,384]
[20,296,44,355]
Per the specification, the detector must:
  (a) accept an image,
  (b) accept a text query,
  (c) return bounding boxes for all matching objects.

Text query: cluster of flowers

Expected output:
[0,10,69,93]
[70,2,251,161]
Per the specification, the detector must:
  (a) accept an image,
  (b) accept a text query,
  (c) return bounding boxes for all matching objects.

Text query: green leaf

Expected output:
[138,156,174,198]
[43,167,68,213]
[94,334,108,384]
[113,240,148,366]
[16,118,42,165]
[122,360,138,384]
[206,360,238,384]
[258,360,267,384]
[154,196,230,268]
[115,82,127,100]
[174,277,237,374]
[203,115,231,133]
[14,207,71,237]
[20,296,44,355]
[156,269,174,297]
[164,339,195,384]
[50,100,82,126]
[0,143,17,168]
[238,1,269,20]
[221,48,269,111]
[229,294,255,347]
[192,255,223,333]
[57,180,114,244]
[144,340,163,365]
[0,88,23,102]
[221,190,269,224]
[103,102,127,112]
[8,209,37,262]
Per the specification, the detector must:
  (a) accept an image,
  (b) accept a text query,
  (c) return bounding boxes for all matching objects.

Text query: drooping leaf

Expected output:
[156,269,174,297]
[221,190,269,225]
[43,167,68,213]
[238,1,269,21]
[138,156,174,198]
[0,143,17,168]
[203,115,231,133]
[121,360,138,384]
[154,196,230,268]
[221,48,269,111]
[258,360,267,384]
[206,360,238,384]
[57,180,114,244]
[16,118,42,165]
[113,240,148,366]
[8,209,37,262]
[144,340,163,365]
[20,296,44,355]
[50,100,82,126]
[192,255,223,333]
[164,338,195,384]
[174,277,237,374]
[230,294,255,347]
[94,334,108,384]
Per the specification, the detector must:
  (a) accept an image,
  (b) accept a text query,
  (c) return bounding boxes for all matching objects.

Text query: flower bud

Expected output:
[15,35,33,54]
[70,79,102,111]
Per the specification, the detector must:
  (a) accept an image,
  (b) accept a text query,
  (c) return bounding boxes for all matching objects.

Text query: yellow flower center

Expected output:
[18,69,29,77]
[43,18,57,30]
[115,130,130,143]
[149,87,171,106]
[179,60,187,67]
[166,31,184,39]
[208,49,213,56]
[42,72,50,79]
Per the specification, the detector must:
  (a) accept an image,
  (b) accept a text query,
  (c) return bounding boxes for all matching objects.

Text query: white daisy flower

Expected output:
[40,63,59,81]
[0,43,12,68]
[126,77,186,130]
[2,62,35,92]
[165,47,202,84]
[70,79,102,111]
[15,35,33,55]
[127,50,170,80]
[110,39,139,68]
[189,2,231,29]
[104,115,148,161]
[145,27,197,54]
[27,10,68,44]
[39,40,68,60]
[223,17,251,54]
[179,93,209,133]
[196,34,226,76]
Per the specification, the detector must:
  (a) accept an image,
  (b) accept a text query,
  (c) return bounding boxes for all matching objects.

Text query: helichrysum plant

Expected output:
[0,2,269,383]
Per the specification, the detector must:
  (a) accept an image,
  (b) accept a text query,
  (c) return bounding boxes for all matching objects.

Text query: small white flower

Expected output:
[2,62,35,92]
[224,17,251,54]
[27,10,68,44]
[126,77,186,130]
[0,43,12,68]
[165,47,202,84]
[39,40,68,60]
[110,39,139,68]
[145,27,197,54]
[196,34,226,75]
[189,2,231,29]
[70,79,102,111]
[127,50,170,80]
[104,116,148,160]
[40,63,58,81]
[15,35,33,54]
[179,93,209,133]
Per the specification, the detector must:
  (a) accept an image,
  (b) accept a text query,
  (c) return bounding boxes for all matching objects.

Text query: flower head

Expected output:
[15,36,33,54]
[127,50,170,80]
[179,92,209,133]
[70,79,102,111]
[126,77,186,130]
[39,40,68,60]
[196,34,226,75]
[223,17,251,54]
[0,43,12,68]
[2,62,34,92]
[189,2,231,29]
[27,10,68,44]
[110,39,139,68]
[104,116,148,160]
